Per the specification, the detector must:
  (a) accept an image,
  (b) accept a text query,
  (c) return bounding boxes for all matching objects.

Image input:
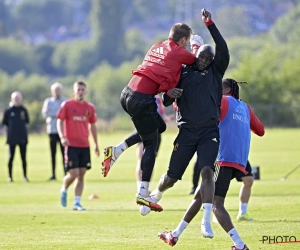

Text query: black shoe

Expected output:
[49,176,57,181]
[189,187,196,195]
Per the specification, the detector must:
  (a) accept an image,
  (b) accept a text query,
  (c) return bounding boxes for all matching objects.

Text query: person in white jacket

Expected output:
[42,82,67,181]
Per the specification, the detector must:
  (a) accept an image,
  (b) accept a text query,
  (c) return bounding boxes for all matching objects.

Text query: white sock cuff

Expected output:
[239,202,248,214]
[228,228,244,248]
[117,141,128,150]
[202,203,213,210]
[75,196,81,204]
[172,220,189,237]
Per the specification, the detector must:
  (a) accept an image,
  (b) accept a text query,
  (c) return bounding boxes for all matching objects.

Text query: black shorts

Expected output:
[235,160,252,182]
[214,164,250,198]
[65,146,91,172]
[120,86,166,140]
[167,126,219,180]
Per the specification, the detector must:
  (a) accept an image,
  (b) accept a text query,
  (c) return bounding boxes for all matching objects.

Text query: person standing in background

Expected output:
[42,82,67,181]
[2,92,30,182]
[57,81,99,211]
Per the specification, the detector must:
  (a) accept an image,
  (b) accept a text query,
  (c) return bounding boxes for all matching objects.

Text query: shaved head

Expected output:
[196,45,214,58]
[195,44,214,71]
[11,91,23,106]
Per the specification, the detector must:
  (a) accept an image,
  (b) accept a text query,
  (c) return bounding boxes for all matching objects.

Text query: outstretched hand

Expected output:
[201,8,212,23]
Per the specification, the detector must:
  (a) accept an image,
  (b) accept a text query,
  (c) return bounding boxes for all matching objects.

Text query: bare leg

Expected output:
[63,168,79,189]
[200,166,214,203]
[74,168,87,197]
[213,195,246,248]
[238,176,254,218]
[167,187,203,239]
[150,174,178,202]
[239,176,253,203]
[213,195,234,232]
[182,186,203,222]
[60,168,79,207]
[157,174,177,192]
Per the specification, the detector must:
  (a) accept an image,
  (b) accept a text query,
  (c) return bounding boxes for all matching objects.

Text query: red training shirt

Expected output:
[57,99,97,148]
[128,38,197,95]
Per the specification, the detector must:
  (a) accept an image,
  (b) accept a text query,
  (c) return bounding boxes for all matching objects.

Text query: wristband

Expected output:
[204,20,214,26]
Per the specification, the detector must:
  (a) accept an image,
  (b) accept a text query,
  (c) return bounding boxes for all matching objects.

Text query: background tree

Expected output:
[269,3,300,46]
[0,1,10,37]
[123,29,147,61]
[216,5,250,38]
[90,0,124,66]
[12,0,72,34]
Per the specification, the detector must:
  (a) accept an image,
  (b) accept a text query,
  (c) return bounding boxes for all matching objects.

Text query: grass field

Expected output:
[0,129,300,249]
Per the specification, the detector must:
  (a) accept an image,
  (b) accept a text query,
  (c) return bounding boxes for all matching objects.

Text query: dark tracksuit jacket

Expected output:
[2,105,29,145]
[163,22,230,128]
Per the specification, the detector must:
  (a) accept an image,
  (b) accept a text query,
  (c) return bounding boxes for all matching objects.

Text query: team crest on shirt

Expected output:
[86,110,90,116]
[173,142,179,151]
[20,111,26,119]
[68,161,73,167]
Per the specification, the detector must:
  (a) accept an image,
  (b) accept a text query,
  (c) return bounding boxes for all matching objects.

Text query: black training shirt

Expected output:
[2,105,29,145]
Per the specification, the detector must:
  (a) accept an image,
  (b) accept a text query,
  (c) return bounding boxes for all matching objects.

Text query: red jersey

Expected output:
[57,99,97,148]
[218,95,265,171]
[129,38,196,95]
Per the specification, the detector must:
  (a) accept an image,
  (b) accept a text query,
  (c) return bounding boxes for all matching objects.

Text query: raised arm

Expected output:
[202,9,229,76]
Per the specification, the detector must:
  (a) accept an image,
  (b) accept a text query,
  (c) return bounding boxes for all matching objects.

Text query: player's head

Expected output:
[51,82,63,99]
[73,81,87,102]
[195,44,214,71]
[10,91,23,107]
[222,78,247,99]
[169,23,193,49]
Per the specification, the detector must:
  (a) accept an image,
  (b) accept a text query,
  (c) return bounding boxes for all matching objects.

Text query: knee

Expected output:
[201,166,214,179]
[77,174,84,182]
[242,176,254,187]
[213,197,224,212]
[69,171,79,179]
[193,187,202,200]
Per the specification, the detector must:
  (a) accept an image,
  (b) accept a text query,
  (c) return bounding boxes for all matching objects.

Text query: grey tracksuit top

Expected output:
[42,96,67,134]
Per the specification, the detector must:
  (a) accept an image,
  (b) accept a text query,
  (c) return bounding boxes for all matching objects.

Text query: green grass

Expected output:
[0,129,300,249]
